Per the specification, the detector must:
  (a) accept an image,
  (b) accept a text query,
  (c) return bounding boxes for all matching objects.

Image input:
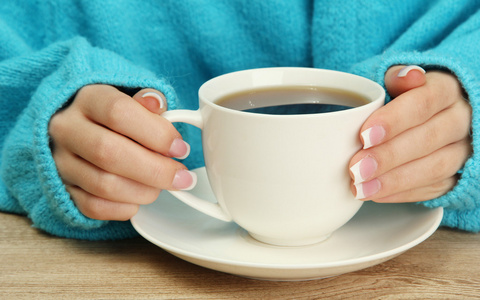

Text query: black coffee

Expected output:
[216,86,370,115]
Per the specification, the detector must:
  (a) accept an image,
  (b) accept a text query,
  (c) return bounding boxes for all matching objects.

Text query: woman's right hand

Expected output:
[49,84,195,221]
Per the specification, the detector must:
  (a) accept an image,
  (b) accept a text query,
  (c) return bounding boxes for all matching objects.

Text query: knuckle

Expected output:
[454,100,471,119]
[440,103,471,142]
[427,177,457,198]
[52,148,69,173]
[77,84,97,98]
[91,137,118,167]
[70,185,139,221]
[92,172,118,199]
[460,139,473,160]
[439,73,463,103]
[454,101,473,135]
[48,113,68,140]
[103,95,132,128]
[422,122,440,152]
[71,191,107,220]
[448,140,471,173]
[80,201,107,220]
[74,86,90,104]
[75,85,101,108]
[77,84,106,102]
[103,98,126,127]
[79,197,135,221]
[415,91,435,120]
[430,153,455,182]
[431,178,454,192]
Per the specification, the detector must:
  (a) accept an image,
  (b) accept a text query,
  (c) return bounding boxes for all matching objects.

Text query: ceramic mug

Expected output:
[162,67,385,246]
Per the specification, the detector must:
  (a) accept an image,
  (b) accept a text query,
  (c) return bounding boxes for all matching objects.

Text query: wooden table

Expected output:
[1,211,479,299]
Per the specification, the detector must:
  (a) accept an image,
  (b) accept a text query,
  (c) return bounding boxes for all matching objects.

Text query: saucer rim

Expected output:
[131,168,443,271]
[132,207,442,270]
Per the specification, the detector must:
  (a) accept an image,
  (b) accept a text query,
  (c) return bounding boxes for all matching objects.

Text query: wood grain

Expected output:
[1,212,479,299]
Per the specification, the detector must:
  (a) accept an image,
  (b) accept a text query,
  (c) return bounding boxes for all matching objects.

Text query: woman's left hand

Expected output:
[349,65,472,202]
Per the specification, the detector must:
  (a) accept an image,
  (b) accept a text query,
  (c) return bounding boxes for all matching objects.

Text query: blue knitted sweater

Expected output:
[1,0,479,240]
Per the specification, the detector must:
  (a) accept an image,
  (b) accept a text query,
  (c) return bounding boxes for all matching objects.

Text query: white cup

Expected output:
[162,67,385,246]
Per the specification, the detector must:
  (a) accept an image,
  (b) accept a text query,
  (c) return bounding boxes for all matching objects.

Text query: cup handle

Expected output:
[162,110,233,222]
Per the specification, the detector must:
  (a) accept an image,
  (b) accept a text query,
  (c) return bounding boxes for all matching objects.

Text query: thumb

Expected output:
[385,65,426,98]
[132,89,168,114]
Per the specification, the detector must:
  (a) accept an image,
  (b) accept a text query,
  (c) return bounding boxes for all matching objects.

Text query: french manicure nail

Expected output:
[361,125,386,149]
[350,156,378,184]
[397,65,426,77]
[354,179,381,200]
[172,169,197,191]
[142,92,166,109]
[169,138,190,159]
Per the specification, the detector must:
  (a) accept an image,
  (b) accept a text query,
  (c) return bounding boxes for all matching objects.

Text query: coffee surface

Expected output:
[216,86,370,115]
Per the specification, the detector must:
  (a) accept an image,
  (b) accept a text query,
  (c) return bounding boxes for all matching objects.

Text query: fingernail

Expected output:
[361,126,386,149]
[142,92,166,109]
[397,65,426,77]
[354,179,381,200]
[172,170,197,191]
[169,138,190,159]
[350,156,378,184]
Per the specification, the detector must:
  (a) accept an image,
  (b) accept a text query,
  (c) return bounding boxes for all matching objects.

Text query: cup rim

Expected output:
[198,67,385,119]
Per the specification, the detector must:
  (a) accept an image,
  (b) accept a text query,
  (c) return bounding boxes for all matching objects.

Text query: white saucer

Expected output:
[131,167,443,281]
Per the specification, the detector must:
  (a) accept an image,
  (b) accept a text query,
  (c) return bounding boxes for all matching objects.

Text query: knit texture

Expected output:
[1,0,479,239]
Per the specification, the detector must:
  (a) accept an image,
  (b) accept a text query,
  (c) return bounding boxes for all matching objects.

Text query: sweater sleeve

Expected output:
[0,36,178,240]
[349,2,480,232]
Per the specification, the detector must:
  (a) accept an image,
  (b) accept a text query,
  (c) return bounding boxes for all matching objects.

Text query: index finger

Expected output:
[76,85,182,156]
[360,71,464,149]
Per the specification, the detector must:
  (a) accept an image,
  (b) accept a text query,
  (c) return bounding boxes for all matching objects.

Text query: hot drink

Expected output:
[216,86,370,115]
